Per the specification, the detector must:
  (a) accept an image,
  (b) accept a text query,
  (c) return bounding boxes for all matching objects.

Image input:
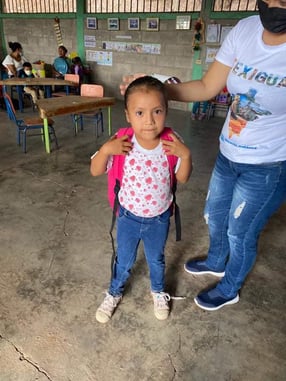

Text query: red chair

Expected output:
[52,73,80,97]
[72,84,104,136]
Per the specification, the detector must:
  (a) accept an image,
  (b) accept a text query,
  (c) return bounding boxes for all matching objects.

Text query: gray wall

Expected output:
[2,16,236,110]
[2,17,193,107]
[85,18,193,106]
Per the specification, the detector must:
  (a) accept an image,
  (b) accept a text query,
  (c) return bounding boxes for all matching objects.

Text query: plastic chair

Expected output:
[3,92,58,153]
[72,84,104,137]
[206,91,231,120]
[52,73,80,97]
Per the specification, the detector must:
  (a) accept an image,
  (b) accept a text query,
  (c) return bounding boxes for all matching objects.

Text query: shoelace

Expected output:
[154,292,186,309]
[157,292,186,300]
[100,292,121,312]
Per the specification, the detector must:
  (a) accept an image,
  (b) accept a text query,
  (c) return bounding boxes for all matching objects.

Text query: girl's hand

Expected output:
[161,133,190,160]
[100,134,133,156]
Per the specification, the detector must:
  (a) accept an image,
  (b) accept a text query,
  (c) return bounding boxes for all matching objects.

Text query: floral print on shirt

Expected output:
[119,144,172,217]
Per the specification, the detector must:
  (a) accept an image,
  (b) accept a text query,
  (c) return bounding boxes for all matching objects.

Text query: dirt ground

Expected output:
[0,101,285,381]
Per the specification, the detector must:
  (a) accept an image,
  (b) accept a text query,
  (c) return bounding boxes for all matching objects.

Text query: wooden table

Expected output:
[36,95,116,153]
[0,77,79,111]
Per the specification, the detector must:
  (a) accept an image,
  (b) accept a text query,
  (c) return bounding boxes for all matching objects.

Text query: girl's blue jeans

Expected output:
[109,206,171,296]
[204,151,286,298]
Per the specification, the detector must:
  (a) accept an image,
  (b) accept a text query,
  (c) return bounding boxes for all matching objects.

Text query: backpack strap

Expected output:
[172,180,181,242]
[109,178,120,279]
[162,127,181,241]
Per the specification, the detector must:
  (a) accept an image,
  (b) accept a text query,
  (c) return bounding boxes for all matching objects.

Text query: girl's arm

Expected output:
[175,152,192,184]
[161,133,192,184]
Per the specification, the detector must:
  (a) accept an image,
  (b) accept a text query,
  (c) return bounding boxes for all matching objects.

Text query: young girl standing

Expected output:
[90,76,192,323]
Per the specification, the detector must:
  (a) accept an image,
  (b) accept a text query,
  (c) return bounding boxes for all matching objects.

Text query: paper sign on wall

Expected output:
[86,50,113,66]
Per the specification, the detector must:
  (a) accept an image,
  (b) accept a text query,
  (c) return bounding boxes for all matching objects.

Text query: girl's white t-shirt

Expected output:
[215,15,286,164]
[118,135,173,217]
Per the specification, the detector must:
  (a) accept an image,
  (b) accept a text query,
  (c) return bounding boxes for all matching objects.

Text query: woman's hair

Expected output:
[124,75,168,111]
[8,41,22,52]
[58,45,68,55]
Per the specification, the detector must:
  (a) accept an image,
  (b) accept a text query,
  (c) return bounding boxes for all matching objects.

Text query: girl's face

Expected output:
[58,47,66,57]
[125,88,166,148]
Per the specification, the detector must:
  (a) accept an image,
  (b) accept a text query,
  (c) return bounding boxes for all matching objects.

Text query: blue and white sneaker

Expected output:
[194,287,239,311]
[184,259,225,277]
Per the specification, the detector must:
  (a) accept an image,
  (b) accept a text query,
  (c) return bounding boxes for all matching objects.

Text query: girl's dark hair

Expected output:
[58,45,68,54]
[23,62,32,68]
[124,75,168,111]
[8,42,22,52]
[72,56,82,65]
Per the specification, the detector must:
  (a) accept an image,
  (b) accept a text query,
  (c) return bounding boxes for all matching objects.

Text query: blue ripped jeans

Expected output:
[109,206,171,297]
[204,151,286,298]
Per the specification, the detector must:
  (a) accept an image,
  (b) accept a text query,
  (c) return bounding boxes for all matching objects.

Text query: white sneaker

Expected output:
[152,292,170,320]
[96,292,122,324]
[198,113,206,121]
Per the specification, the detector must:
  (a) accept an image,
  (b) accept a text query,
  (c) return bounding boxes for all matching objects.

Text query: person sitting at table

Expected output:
[18,62,45,105]
[52,45,71,79]
[71,56,84,84]
[2,41,28,78]
[191,101,209,121]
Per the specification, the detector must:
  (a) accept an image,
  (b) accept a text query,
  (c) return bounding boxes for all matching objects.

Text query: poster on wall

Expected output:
[176,15,191,30]
[87,17,97,29]
[205,47,219,63]
[84,35,96,48]
[86,50,113,66]
[102,41,161,54]
[206,24,220,43]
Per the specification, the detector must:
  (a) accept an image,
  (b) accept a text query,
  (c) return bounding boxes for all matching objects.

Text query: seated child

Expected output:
[191,101,209,121]
[18,62,44,105]
[71,56,84,84]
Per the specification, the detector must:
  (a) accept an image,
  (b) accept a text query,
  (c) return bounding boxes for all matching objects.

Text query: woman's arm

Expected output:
[5,63,17,77]
[120,61,231,102]
[166,60,231,102]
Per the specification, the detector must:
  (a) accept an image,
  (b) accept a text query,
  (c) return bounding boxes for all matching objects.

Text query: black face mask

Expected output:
[258,0,286,34]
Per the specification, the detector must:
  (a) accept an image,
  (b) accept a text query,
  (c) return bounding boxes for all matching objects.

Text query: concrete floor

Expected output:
[0,101,285,381]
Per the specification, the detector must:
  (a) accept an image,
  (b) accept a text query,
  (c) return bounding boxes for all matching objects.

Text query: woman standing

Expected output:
[120,0,286,311]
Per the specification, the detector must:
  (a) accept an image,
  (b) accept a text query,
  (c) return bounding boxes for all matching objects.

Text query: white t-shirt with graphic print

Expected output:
[118,135,174,218]
[215,15,286,164]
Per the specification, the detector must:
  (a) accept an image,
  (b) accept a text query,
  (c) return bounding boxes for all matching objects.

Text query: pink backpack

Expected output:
[108,127,181,241]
